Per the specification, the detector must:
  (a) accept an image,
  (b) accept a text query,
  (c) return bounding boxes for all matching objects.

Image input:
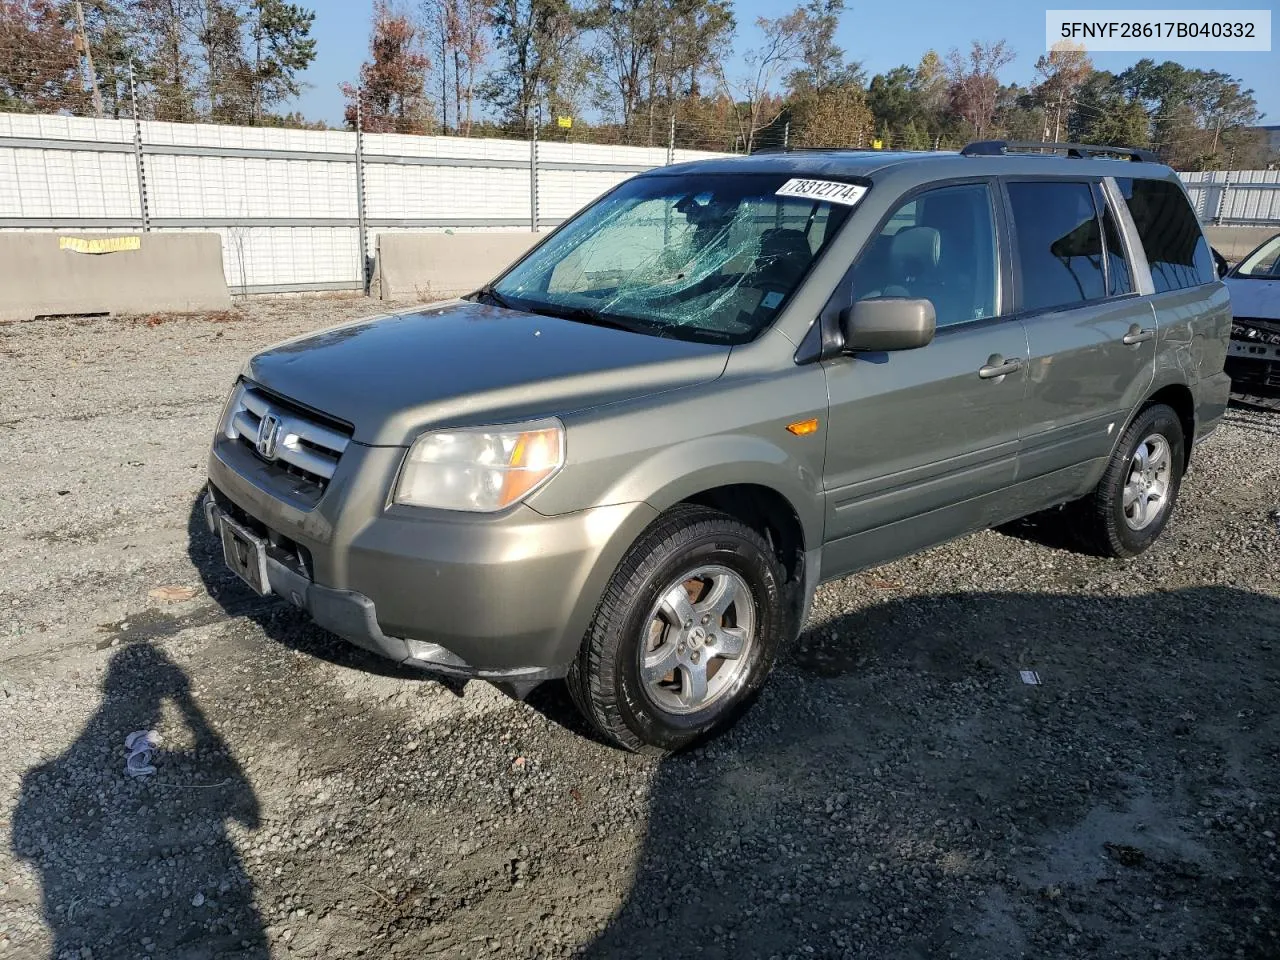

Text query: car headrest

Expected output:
[889,226,941,275]
[758,228,813,264]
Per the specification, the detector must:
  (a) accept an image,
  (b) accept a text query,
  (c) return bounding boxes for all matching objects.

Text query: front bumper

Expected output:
[1226,340,1280,393]
[205,436,657,682]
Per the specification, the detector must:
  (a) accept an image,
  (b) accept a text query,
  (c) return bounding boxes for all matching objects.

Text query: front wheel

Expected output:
[568,504,790,753]
[1070,403,1185,558]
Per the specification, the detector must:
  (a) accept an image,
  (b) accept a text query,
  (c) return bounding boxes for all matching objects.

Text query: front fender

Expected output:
[618,435,824,550]
[525,354,831,663]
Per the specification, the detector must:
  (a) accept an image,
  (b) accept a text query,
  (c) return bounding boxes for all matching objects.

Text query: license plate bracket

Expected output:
[218,513,272,596]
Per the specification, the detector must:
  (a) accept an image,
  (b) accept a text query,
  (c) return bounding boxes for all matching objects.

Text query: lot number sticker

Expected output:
[775,179,868,206]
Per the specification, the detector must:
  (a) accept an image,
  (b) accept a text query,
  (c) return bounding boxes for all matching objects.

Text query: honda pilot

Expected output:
[203,141,1230,752]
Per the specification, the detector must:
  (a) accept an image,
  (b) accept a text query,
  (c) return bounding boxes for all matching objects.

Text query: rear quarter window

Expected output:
[1116,178,1216,292]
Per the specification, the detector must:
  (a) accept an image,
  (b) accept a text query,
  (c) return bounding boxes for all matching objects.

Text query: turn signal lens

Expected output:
[786,417,820,436]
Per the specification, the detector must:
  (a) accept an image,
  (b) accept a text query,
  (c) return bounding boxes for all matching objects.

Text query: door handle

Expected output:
[978,356,1023,380]
[1122,326,1155,345]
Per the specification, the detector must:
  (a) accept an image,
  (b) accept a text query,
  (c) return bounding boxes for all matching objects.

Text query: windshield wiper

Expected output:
[474,285,516,310]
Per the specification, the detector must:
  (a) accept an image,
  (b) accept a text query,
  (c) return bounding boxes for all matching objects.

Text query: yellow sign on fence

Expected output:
[59,235,142,255]
[557,116,573,129]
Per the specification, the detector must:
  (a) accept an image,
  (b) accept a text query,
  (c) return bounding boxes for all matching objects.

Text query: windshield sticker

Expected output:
[761,291,784,309]
[775,179,867,206]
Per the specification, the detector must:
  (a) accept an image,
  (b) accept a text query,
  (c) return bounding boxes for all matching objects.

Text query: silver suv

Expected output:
[203,140,1230,752]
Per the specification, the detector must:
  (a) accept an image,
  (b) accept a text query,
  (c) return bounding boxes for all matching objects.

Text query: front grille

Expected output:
[1231,317,1280,346]
[223,383,352,490]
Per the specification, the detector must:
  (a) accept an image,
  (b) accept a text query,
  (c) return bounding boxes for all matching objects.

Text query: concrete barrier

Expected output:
[374,232,542,301]
[0,232,231,322]
[1203,225,1277,263]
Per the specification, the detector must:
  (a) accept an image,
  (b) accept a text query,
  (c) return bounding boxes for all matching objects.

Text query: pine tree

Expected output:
[129,0,199,120]
[245,0,317,123]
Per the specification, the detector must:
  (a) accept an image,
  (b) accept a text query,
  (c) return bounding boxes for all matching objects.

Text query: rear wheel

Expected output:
[568,504,789,754]
[1070,403,1185,558]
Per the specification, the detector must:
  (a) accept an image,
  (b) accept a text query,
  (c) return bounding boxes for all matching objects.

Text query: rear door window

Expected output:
[1115,177,1215,292]
[1007,181,1107,311]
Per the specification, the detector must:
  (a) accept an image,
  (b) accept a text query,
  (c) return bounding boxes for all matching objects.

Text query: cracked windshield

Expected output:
[492,173,862,343]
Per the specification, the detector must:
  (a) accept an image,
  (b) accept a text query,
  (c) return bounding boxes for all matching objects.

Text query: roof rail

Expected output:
[749,146,858,155]
[960,140,1159,163]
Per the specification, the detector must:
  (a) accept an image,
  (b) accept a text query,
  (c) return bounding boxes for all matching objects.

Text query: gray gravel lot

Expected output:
[1,296,1278,960]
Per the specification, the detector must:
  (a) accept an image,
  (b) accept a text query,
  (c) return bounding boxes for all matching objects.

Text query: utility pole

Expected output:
[73,1,104,118]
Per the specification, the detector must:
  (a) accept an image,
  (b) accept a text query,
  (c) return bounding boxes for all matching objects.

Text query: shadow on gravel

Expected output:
[184,494,462,689]
[10,643,267,958]
[994,508,1082,553]
[584,586,1280,960]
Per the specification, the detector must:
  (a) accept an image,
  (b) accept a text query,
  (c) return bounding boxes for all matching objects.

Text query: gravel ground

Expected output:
[1,296,1278,960]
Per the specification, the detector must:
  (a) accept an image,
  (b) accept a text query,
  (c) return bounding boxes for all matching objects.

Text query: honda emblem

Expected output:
[255,413,282,460]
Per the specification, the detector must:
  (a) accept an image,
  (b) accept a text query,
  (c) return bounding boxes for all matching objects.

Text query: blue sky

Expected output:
[293,0,1279,128]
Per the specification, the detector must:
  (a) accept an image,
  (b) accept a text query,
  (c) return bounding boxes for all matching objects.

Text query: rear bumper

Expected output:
[205,439,657,680]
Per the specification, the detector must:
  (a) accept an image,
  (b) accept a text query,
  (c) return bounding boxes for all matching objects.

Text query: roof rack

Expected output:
[960,140,1158,163]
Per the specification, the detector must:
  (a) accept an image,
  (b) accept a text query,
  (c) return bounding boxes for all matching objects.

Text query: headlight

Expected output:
[394,419,565,512]
[217,380,248,438]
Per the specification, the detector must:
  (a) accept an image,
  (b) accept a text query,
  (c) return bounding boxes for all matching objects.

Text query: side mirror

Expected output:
[840,297,937,352]
[1212,247,1230,279]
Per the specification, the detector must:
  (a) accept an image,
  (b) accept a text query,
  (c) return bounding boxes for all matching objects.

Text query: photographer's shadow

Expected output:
[11,643,266,958]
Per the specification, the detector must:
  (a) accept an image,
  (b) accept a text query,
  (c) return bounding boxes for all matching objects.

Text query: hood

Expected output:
[1225,276,1280,322]
[246,300,730,445]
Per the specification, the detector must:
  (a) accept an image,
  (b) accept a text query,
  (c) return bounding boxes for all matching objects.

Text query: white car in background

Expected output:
[1224,232,1280,410]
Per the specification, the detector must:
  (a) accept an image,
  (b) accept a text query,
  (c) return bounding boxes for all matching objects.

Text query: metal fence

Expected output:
[2,108,1276,294]
[0,111,728,294]
[1180,170,1280,227]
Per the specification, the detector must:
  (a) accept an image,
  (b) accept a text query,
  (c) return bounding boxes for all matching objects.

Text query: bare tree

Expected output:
[448,0,490,134]
[945,39,1015,141]
[420,0,452,130]
[714,7,805,152]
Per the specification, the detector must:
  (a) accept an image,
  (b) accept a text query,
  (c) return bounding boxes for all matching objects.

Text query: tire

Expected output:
[567,504,790,754]
[1070,403,1185,558]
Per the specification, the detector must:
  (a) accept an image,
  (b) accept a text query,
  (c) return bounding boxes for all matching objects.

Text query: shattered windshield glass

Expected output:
[491,173,863,344]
